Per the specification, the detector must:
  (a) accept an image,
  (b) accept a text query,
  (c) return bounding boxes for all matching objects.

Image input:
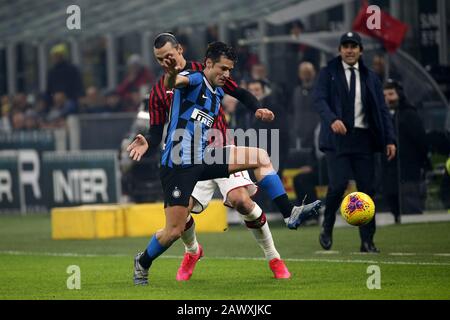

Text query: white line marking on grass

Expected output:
[0,250,127,257]
[389,253,417,256]
[434,253,450,257]
[315,251,340,255]
[2,250,450,266]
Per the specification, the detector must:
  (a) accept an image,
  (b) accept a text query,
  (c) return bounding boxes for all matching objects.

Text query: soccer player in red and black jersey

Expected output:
[127,33,319,283]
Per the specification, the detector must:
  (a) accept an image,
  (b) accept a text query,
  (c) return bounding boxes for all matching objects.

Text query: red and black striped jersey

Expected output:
[148,61,237,146]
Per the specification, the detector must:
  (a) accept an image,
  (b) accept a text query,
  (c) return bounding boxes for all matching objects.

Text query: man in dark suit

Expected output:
[313,32,397,253]
[382,79,429,223]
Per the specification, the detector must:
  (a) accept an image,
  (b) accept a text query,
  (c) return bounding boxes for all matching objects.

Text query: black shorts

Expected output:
[160,163,229,208]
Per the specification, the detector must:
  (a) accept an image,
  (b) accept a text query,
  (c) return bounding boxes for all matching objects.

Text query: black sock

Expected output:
[273,194,294,219]
[139,250,152,269]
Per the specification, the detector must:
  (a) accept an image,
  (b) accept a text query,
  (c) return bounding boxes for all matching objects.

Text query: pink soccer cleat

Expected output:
[176,245,204,281]
[269,258,291,279]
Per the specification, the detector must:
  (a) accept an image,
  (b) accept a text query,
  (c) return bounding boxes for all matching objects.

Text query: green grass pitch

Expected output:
[0,214,449,300]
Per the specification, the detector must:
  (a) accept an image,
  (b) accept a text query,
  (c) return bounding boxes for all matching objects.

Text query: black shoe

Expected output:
[319,229,332,250]
[360,242,380,253]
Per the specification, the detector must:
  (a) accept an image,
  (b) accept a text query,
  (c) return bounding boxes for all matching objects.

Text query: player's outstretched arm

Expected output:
[163,56,189,89]
[226,86,274,122]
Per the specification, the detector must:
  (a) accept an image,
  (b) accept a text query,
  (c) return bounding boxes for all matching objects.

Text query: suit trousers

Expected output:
[322,129,376,243]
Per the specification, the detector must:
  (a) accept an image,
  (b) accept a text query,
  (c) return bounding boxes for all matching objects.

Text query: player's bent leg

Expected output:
[181,213,199,254]
[227,187,254,213]
[134,206,188,285]
[227,146,322,230]
[176,182,215,282]
[177,212,204,281]
[228,146,273,179]
[227,188,290,279]
[158,206,190,246]
[181,197,201,255]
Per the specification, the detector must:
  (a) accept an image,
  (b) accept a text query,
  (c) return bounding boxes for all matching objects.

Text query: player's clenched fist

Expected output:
[127,134,149,162]
[255,108,275,122]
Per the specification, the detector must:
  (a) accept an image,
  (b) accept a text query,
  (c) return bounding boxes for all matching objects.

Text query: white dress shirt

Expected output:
[342,61,368,129]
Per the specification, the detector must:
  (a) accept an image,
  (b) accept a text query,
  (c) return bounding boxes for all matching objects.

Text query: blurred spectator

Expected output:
[122,89,143,112]
[247,79,290,175]
[372,54,386,82]
[250,63,270,85]
[234,45,260,81]
[42,91,76,129]
[23,109,40,130]
[443,158,450,209]
[116,54,154,107]
[34,93,49,119]
[12,93,32,112]
[249,63,288,106]
[371,53,402,83]
[80,86,108,113]
[47,43,84,106]
[289,61,319,149]
[104,90,123,113]
[11,110,26,131]
[0,95,12,131]
[427,130,450,209]
[206,25,219,43]
[221,94,239,128]
[288,20,320,69]
[426,65,450,100]
[382,79,429,222]
[292,124,324,225]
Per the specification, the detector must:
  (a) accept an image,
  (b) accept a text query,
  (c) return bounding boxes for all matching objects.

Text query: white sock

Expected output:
[241,204,280,261]
[180,215,199,254]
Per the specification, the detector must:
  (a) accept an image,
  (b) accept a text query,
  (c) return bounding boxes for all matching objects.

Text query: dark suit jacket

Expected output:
[313,56,396,153]
[383,100,429,184]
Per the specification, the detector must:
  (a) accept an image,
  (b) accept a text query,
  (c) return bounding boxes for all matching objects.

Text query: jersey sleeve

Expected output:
[148,80,167,126]
[181,71,203,86]
[222,78,238,94]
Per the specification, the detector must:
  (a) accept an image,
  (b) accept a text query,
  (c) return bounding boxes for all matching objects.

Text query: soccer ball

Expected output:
[340,192,375,226]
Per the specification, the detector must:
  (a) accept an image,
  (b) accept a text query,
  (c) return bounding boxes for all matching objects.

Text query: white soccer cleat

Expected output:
[133,252,149,285]
[287,200,322,230]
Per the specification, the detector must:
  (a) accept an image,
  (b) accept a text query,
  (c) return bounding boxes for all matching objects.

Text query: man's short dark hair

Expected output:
[153,32,179,49]
[247,79,266,92]
[205,42,237,63]
[383,78,403,92]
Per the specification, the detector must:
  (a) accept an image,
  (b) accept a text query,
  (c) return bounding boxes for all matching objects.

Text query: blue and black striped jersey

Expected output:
[161,71,225,167]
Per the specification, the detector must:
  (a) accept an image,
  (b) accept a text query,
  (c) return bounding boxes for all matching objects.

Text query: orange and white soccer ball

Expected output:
[340,192,375,226]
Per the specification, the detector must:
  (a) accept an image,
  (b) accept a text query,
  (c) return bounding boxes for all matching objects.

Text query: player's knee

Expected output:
[164,224,185,243]
[258,148,272,169]
[257,148,271,167]
[167,228,184,242]
[228,189,253,213]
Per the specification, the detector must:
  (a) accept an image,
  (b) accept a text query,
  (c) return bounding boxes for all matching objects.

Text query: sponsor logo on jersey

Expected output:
[191,109,214,128]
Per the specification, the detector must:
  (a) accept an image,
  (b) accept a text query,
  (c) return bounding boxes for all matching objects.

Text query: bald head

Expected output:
[298,62,316,87]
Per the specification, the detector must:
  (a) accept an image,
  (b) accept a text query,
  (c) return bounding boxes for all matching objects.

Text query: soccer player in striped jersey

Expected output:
[130,40,321,285]
[129,33,290,281]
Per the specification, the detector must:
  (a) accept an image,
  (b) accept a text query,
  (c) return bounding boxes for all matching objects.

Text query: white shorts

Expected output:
[191,170,258,213]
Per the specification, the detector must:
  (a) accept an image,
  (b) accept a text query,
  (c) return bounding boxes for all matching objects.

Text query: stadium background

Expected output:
[1,0,448,217]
